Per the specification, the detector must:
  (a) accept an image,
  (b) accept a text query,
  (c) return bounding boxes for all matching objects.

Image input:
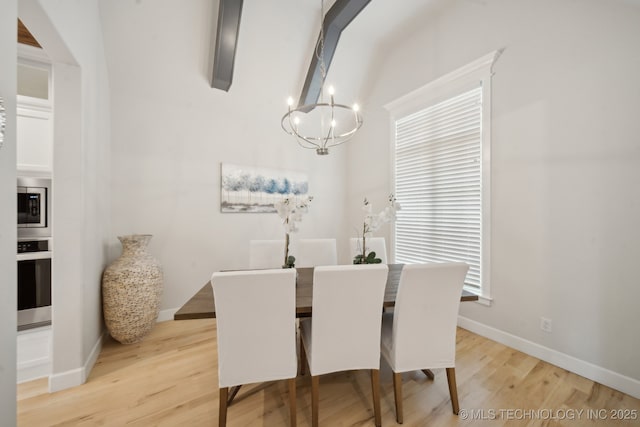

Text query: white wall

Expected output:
[20,0,111,390]
[101,0,350,312]
[0,2,18,424]
[347,0,640,388]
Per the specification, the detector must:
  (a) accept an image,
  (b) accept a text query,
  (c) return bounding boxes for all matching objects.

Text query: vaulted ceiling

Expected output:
[16,0,451,108]
[210,0,376,104]
[207,0,447,102]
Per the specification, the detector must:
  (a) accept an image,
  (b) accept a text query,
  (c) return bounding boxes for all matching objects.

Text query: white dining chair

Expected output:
[380,262,469,423]
[211,268,298,427]
[300,264,388,427]
[295,238,337,267]
[249,239,286,269]
[349,237,388,264]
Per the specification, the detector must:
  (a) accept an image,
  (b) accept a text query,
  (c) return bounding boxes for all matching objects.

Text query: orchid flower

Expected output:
[273,195,313,267]
[355,195,400,264]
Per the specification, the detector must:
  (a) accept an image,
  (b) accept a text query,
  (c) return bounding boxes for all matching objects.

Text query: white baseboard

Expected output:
[157,308,178,323]
[48,330,105,393]
[46,311,177,392]
[48,367,83,392]
[17,356,50,384]
[83,329,104,378]
[458,315,640,399]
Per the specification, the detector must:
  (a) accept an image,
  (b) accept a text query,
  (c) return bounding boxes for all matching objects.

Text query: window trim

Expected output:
[385,50,503,306]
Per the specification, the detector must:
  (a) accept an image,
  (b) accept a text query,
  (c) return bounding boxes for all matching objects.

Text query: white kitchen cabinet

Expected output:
[17,96,52,174]
[17,325,52,383]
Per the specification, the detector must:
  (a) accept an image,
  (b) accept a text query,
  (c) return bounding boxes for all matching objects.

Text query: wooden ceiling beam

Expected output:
[18,19,41,48]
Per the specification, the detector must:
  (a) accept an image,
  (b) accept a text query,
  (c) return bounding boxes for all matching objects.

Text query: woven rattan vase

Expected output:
[102,234,163,344]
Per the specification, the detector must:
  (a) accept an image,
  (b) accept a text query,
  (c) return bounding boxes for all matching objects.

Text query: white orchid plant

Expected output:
[274,195,313,268]
[354,194,400,264]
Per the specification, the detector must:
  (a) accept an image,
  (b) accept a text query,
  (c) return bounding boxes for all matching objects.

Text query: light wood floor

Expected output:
[18,319,640,426]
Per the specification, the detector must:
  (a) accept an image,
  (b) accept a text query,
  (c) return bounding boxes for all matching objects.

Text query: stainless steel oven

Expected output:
[17,177,51,238]
[17,239,52,331]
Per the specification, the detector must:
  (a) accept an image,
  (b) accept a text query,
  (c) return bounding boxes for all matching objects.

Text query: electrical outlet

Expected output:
[540,317,552,333]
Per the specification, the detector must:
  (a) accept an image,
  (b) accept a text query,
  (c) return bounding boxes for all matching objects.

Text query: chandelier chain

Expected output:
[316,0,328,102]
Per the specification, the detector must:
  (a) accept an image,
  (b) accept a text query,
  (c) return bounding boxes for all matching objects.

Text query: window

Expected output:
[18,44,51,101]
[386,51,501,304]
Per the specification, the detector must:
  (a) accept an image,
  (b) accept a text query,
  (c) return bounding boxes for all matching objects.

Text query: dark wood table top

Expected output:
[174,264,478,320]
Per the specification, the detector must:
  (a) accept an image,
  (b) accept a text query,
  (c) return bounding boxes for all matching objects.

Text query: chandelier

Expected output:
[281,0,363,155]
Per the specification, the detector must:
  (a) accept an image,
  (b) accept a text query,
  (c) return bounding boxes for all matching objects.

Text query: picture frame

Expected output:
[220,163,309,213]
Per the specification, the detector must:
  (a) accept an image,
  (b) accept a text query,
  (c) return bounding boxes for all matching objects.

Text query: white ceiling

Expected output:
[281,0,449,104]
[338,0,445,46]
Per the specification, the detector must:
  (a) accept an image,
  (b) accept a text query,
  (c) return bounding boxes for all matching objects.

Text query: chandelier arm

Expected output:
[282,112,321,150]
[323,125,333,147]
[296,137,320,150]
[285,102,355,113]
[287,110,298,136]
[323,117,363,147]
[281,104,362,143]
[283,125,360,143]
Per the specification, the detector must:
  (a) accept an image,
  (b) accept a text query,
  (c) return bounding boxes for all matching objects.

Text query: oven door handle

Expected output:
[17,251,53,261]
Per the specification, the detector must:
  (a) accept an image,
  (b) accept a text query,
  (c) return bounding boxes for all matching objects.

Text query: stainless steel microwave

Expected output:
[17,177,51,238]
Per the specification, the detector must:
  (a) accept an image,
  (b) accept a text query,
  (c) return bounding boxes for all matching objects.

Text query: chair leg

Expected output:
[288,377,297,427]
[421,369,435,380]
[219,387,228,427]
[370,369,382,427]
[446,367,460,415]
[311,375,320,427]
[392,372,404,424]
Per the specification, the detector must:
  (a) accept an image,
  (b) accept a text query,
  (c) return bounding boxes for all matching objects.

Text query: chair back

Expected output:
[295,238,337,267]
[309,264,388,376]
[212,268,297,387]
[349,237,388,264]
[391,263,469,371]
[249,239,285,269]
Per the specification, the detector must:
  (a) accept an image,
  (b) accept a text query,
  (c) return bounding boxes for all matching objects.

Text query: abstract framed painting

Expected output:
[220,163,309,213]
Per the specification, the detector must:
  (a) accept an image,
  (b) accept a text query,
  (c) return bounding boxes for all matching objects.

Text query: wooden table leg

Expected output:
[422,369,435,380]
[227,385,241,405]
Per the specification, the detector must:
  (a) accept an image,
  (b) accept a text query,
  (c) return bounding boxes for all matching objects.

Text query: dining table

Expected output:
[174,264,479,320]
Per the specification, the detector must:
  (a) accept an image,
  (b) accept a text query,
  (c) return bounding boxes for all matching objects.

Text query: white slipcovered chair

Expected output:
[300,264,388,427]
[380,262,469,423]
[349,237,388,264]
[294,238,337,267]
[249,239,286,269]
[211,268,298,427]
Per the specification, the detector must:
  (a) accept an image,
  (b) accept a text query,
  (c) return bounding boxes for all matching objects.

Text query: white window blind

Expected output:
[394,86,482,290]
